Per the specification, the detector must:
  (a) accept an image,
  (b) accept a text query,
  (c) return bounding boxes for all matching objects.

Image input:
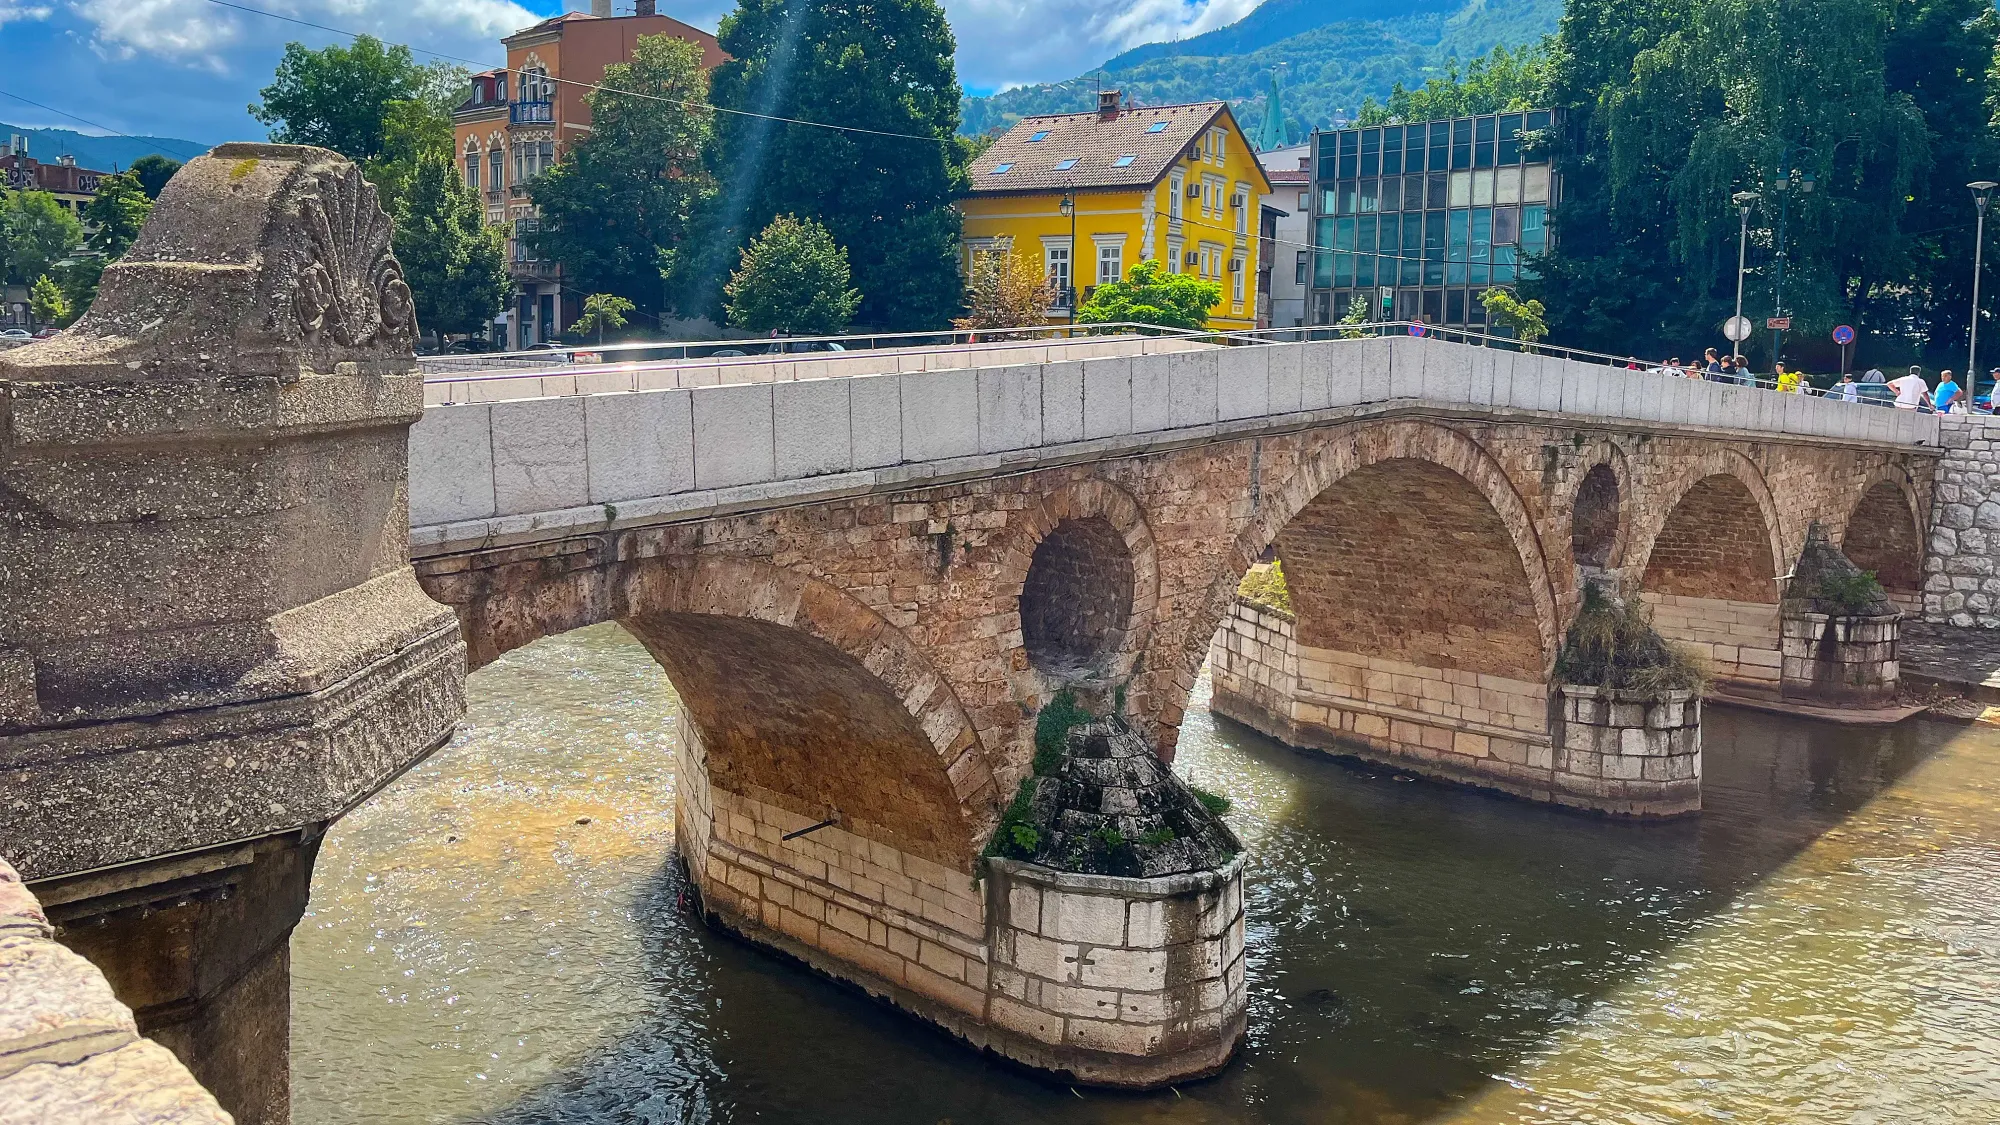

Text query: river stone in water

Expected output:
[1015,719,1240,878]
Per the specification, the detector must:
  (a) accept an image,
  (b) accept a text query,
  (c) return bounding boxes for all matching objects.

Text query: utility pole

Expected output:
[1970,181,1996,392]
[1732,190,1758,359]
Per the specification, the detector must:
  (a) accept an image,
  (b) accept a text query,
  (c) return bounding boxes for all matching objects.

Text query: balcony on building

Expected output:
[510,100,554,125]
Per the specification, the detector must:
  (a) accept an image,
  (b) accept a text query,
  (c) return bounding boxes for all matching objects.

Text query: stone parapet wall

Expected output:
[1555,687,1700,816]
[1641,593,1782,689]
[1925,416,2000,627]
[0,859,231,1124]
[983,857,1246,1087]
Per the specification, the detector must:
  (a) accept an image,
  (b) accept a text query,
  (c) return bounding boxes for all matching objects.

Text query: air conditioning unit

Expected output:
[1184,251,1199,267]
[1186,182,1202,199]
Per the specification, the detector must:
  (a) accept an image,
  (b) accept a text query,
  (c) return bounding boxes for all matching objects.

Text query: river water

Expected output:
[292,623,2000,1124]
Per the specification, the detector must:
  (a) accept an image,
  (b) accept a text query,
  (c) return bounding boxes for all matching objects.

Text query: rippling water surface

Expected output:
[292,623,2000,1124]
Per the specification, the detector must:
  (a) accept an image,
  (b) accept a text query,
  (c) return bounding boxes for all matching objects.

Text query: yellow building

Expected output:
[960,95,1274,331]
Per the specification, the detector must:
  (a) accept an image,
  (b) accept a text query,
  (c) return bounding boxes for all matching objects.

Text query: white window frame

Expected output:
[1041,235,1073,304]
[1166,237,1184,273]
[1168,172,1184,220]
[1092,234,1125,286]
[1232,257,1245,303]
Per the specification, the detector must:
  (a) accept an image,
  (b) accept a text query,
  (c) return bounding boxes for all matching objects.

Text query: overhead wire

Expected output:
[0,88,209,163]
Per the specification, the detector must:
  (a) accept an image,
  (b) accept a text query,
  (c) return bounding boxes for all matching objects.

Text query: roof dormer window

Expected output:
[1146,121,1169,134]
[1055,157,1078,171]
[1028,130,1050,142]
[992,163,1013,174]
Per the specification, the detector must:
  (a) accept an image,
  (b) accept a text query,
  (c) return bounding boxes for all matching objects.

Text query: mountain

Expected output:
[0,123,210,173]
[959,0,1561,141]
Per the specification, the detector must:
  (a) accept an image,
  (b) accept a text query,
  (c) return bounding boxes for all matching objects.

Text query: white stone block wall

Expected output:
[1641,592,1782,689]
[1779,612,1900,703]
[1556,686,1700,816]
[984,855,1246,1084]
[1208,598,1565,803]
[1925,416,2000,626]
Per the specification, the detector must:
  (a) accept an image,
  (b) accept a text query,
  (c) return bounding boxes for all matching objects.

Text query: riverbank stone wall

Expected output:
[1925,416,2000,627]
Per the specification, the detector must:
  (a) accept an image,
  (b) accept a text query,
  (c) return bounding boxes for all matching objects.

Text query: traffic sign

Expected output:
[1723,315,1754,342]
[1408,324,1427,337]
[1832,324,1856,345]
[1767,316,1792,331]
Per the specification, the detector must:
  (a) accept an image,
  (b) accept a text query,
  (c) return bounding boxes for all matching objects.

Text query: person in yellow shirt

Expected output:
[1774,361,1804,393]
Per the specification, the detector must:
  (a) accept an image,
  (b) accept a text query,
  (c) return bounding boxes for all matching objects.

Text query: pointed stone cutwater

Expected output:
[984,716,1248,1087]
[1781,521,1901,705]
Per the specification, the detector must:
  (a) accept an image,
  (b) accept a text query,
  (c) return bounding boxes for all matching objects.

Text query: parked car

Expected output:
[0,329,31,340]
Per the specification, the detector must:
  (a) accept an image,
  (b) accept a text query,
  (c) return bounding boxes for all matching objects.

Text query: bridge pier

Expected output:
[34,836,318,1125]
[0,143,466,1123]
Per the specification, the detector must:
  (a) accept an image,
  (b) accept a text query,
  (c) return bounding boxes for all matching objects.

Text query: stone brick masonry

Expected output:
[1925,416,2000,626]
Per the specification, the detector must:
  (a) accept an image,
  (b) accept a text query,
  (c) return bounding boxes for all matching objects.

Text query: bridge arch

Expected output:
[1840,470,1925,602]
[1629,452,1786,603]
[1176,420,1560,742]
[426,554,998,867]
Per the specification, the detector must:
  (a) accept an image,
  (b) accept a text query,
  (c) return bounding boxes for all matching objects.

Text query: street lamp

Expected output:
[1059,188,1078,320]
[1970,181,1997,389]
[1731,190,1758,359]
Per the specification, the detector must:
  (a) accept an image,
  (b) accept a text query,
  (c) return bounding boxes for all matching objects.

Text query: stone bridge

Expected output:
[0,145,1946,1123]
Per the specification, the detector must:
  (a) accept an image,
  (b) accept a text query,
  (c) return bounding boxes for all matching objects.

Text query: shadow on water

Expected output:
[442,642,1964,1125]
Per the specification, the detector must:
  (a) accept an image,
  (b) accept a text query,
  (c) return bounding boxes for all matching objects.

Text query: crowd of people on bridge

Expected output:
[1626,349,1994,413]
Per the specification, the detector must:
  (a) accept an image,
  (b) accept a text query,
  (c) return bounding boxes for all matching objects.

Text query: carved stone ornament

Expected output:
[287,156,415,348]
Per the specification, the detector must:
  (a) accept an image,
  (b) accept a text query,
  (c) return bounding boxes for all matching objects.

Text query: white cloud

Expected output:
[0,2,53,25]
[944,0,1262,91]
[63,0,541,71]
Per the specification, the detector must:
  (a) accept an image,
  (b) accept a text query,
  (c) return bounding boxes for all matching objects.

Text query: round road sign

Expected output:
[1723,315,1754,342]
[1832,324,1856,345]
[1409,324,1427,337]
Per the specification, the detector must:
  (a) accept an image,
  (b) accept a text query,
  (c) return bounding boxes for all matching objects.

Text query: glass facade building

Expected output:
[1308,110,1558,328]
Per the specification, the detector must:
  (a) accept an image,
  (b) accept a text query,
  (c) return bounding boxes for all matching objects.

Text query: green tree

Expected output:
[28,273,69,327]
[1358,43,1553,125]
[250,36,427,162]
[953,250,1053,330]
[1481,288,1549,345]
[393,149,509,339]
[2,190,83,286]
[83,173,152,258]
[1075,259,1220,331]
[53,255,106,322]
[128,155,182,200]
[724,214,862,334]
[698,0,966,330]
[366,94,459,216]
[531,34,715,320]
[572,293,636,343]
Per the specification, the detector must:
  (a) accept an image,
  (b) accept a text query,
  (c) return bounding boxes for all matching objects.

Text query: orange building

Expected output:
[452,1,724,347]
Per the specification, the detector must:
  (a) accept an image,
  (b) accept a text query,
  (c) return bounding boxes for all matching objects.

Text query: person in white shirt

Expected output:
[1887,366,1931,410]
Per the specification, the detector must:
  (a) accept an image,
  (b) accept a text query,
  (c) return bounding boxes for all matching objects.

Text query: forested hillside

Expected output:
[959,0,1560,138]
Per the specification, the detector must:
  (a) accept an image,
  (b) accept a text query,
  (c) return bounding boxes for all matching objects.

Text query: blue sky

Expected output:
[0,0,1259,147]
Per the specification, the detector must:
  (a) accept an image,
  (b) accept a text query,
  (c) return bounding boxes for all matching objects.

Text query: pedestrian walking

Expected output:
[1704,348,1723,379]
[1774,361,1803,394]
[1836,373,1859,402]
[1888,366,1931,410]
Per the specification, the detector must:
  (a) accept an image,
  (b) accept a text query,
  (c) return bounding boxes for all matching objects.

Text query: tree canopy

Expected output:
[0,190,82,286]
[698,0,966,330]
[251,36,433,163]
[1075,259,1220,331]
[724,214,862,334]
[1527,0,2000,368]
[83,173,151,259]
[1358,43,1552,125]
[128,155,181,200]
[394,149,509,339]
[532,34,716,321]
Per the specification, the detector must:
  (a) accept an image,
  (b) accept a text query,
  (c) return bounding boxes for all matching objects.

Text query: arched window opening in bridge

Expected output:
[1020,516,1136,678]
[1571,463,1621,572]
[1841,480,1924,612]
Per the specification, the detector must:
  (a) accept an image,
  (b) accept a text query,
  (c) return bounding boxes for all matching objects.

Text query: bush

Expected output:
[724,214,861,335]
[1803,570,1888,616]
[1031,689,1090,776]
[1555,583,1707,694]
[1236,560,1293,614]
